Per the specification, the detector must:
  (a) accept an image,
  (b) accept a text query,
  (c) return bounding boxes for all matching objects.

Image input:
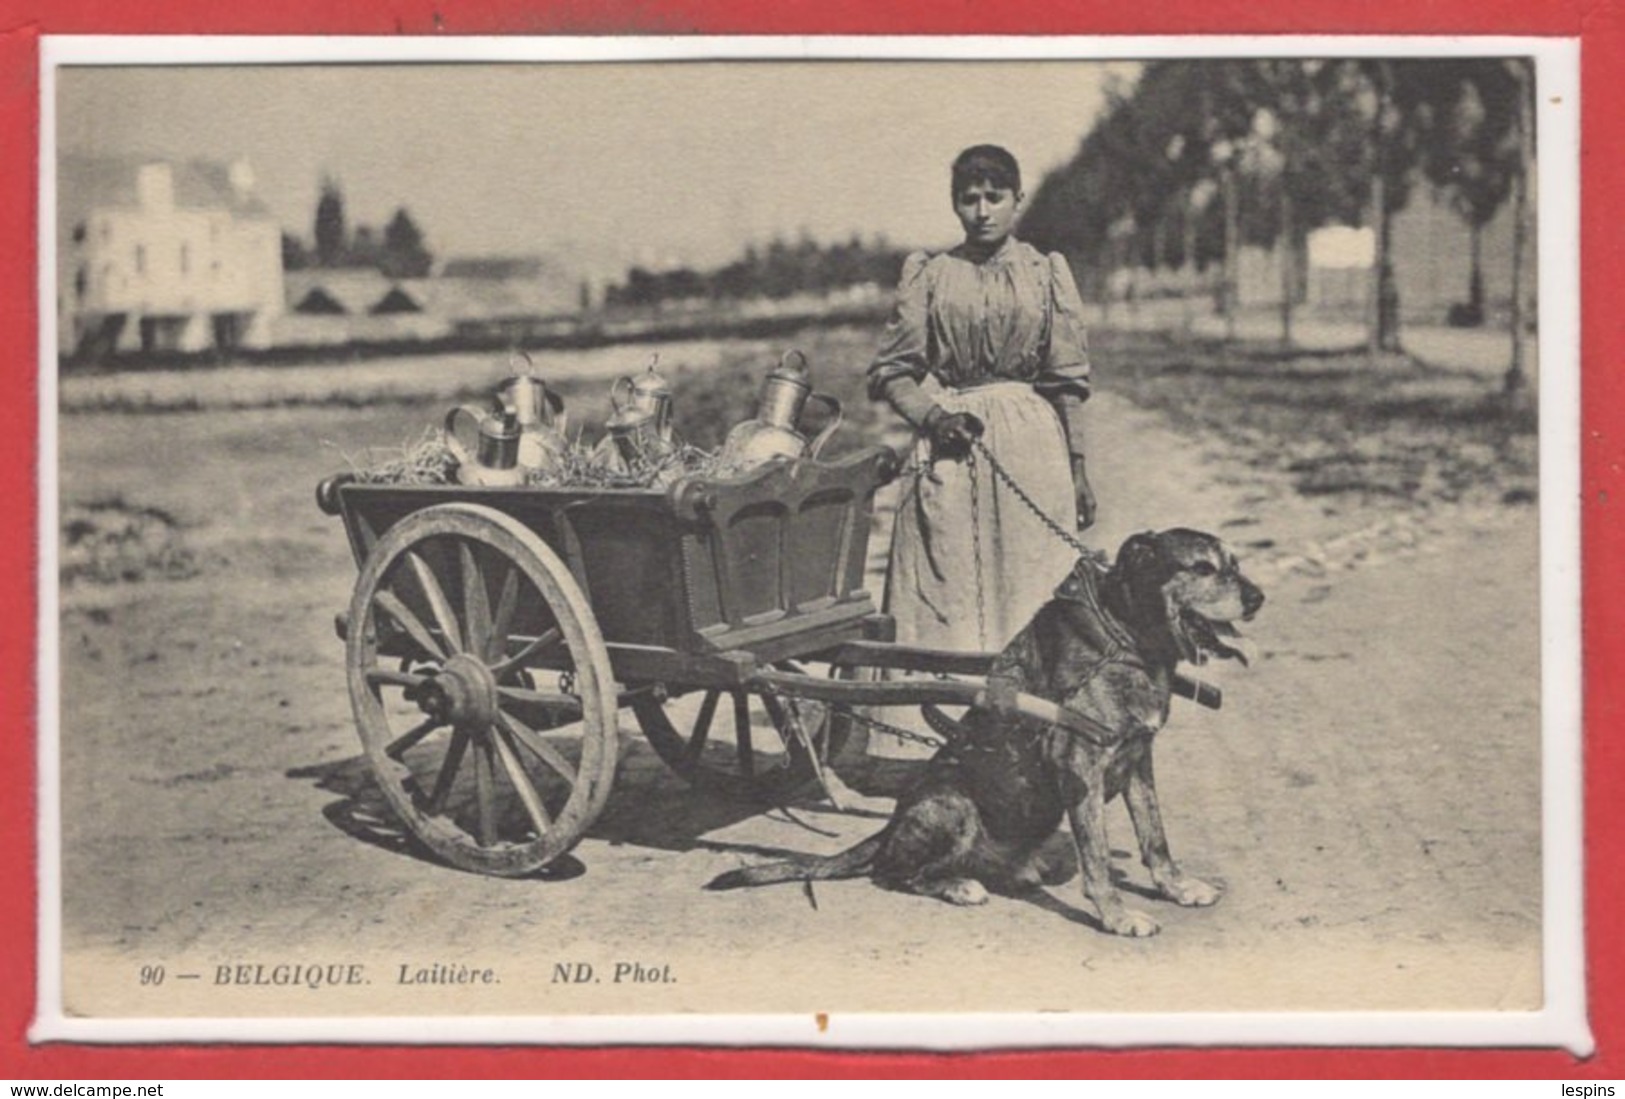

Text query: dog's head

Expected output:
[1109,528,1265,666]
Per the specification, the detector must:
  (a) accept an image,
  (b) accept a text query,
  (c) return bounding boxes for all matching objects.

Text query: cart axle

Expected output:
[417,654,500,731]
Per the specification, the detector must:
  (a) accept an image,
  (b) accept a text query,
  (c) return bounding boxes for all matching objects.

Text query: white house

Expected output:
[57,156,284,357]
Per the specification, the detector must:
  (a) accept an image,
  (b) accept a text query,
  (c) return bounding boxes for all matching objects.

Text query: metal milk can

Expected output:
[443,406,527,487]
[496,352,567,475]
[611,356,675,443]
[718,349,843,471]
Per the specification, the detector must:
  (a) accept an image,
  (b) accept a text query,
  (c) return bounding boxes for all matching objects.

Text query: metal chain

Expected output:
[856,432,1099,755]
[969,436,1095,559]
[967,449,989,650]
[759,683,950,752]
[907,439,1096,565]
[834,699,951,751]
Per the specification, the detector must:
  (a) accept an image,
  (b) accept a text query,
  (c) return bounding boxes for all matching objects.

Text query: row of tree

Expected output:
[1019,58,1537,396]
[606,233,910,308]
[281,178,435,279]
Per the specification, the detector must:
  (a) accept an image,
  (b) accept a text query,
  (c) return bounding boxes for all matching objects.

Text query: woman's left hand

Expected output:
[1070,454,1097,530]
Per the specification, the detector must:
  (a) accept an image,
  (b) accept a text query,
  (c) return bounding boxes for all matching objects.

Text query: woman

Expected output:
[871,144,1096,654]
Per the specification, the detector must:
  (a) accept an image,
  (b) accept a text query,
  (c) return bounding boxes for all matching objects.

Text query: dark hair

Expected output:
[951,144,1022,197]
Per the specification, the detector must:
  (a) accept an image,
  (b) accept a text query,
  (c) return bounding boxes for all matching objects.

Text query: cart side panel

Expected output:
[786,487,859,610]
[671,447,892,651]
[553,500,688,648]
[334,484,690,649]
[714,499,791,624]
[328,446,896,659]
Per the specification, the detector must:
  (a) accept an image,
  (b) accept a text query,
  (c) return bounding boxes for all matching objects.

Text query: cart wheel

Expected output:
[630,662,852,800]
[345,503,617,877]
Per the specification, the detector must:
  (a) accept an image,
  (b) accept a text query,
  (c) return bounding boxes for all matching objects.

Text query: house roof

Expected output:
[440,256,552,280]
[280,270,581,319]
[402,277,579,320]
[285,269,394,315]
[57,155,273,223]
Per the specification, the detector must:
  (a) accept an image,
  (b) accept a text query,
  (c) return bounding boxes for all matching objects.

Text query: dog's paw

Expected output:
[1100,906,1161,937]
[1156,874,1222,908]
[941,878,990,906]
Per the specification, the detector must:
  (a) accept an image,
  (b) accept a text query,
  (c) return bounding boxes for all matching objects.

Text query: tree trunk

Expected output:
[1366,168,1385,356]
[1366,61,1402,357]
[1506,60,1537,403]
[1377,212,1401,352]
[1468,221,1485,322]
[1222,167,1240,340]
[1182,188,1198,334]
[1279,186,1295,347]
[1096,258,1111,326]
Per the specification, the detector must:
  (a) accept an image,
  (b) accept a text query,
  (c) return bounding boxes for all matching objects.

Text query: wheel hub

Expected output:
[417,654,499,730]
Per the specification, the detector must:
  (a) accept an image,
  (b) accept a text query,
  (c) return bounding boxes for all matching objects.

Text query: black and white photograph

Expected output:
[37,38,1582,1047]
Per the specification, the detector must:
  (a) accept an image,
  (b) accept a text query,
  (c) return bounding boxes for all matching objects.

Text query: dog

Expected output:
[707,528,1264,937]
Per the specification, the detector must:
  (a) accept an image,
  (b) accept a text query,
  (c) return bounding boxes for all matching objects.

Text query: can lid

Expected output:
[767,348,811,385]
[632,358,671,396]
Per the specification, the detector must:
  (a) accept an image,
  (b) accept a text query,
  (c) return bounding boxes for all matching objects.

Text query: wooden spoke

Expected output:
[408,550,464,655]
[490,628,563,679]
[385,716,442,760]
[685,690,720,766]
[630,663,853,801]
[732,690,755,779]
[496,685,582,711]
[347,502,618,876]
[485,565,520,664]
[491,723,553,838]
[759,692,803,753]
[459,541,492,663]
[365,667,427,691]
[473,737,498,847]
[427,728,471,816]
[498,712,579,786]
[375,590,447,662]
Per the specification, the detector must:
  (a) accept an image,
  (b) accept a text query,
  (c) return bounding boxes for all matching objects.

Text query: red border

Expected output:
[2,0,1618,1080]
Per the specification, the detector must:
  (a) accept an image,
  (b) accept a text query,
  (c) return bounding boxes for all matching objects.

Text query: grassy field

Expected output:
[1097,333,1538,505]
[667,325,1539,506]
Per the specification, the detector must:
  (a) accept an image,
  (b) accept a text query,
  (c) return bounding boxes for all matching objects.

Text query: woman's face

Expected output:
[954,179,1020,248]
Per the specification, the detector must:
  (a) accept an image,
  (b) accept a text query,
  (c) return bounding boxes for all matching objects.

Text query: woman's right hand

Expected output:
[924,407,985,463]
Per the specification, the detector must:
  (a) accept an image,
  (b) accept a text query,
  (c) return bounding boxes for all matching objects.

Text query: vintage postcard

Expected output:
[34,36,1585,1049]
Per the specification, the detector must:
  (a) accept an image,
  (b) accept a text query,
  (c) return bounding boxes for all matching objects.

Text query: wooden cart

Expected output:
[317,446,1184,877]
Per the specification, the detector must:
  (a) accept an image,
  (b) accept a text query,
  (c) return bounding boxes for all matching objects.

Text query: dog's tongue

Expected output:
[1210,621,1256,666]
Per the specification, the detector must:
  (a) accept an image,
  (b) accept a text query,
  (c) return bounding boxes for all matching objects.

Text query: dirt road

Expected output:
[53,389,1543,1021]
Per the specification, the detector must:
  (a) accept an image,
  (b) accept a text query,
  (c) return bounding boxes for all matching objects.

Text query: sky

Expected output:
[56,60,1133,279]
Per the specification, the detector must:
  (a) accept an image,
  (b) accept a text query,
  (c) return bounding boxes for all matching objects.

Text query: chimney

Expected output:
[136,162,174,213]
[228,159,256,201]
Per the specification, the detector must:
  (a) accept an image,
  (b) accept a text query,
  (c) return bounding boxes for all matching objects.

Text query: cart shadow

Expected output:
[573,738,925,857]
[286,736,931,873]
[285,754,588,880]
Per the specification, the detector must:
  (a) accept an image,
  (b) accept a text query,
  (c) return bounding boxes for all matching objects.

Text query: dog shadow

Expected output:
[1007,886,1110,934]
[987,850,1178,933]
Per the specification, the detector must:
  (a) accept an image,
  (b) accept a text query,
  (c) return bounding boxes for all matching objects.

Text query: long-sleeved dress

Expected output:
[869,236,1092,653]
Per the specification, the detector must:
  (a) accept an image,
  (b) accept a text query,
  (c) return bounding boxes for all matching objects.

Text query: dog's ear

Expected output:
[1116,531,1167,581]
